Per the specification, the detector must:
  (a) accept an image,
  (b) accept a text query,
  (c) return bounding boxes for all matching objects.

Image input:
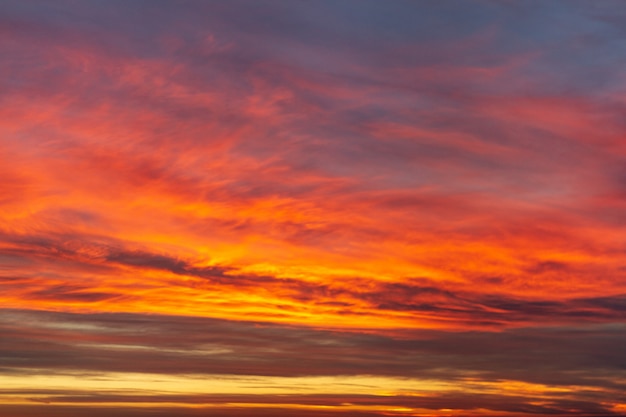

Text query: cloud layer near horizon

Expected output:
[1,0,626,415]
[1,309,625,416]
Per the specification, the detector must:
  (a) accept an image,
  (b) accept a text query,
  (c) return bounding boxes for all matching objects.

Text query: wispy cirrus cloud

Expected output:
[2,0,626,415]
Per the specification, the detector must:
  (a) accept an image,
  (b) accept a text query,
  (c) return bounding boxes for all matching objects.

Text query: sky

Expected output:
[1,0,626,416]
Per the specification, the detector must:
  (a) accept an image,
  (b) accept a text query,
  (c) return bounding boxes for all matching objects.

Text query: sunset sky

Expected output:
[1,1,626,416]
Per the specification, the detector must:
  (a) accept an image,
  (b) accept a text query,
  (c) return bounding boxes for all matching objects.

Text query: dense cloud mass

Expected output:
[1,0,626,416]
[1,309,626,416]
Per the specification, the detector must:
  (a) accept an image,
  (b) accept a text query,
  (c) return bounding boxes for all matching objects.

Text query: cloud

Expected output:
[2,1,626,415]
[2,230,626,329]
[1,309,626,416]
[1,309,626,384]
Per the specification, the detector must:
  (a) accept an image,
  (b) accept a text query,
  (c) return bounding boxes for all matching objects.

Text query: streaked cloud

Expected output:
[1,309,625,416]
[1,0,625,415]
